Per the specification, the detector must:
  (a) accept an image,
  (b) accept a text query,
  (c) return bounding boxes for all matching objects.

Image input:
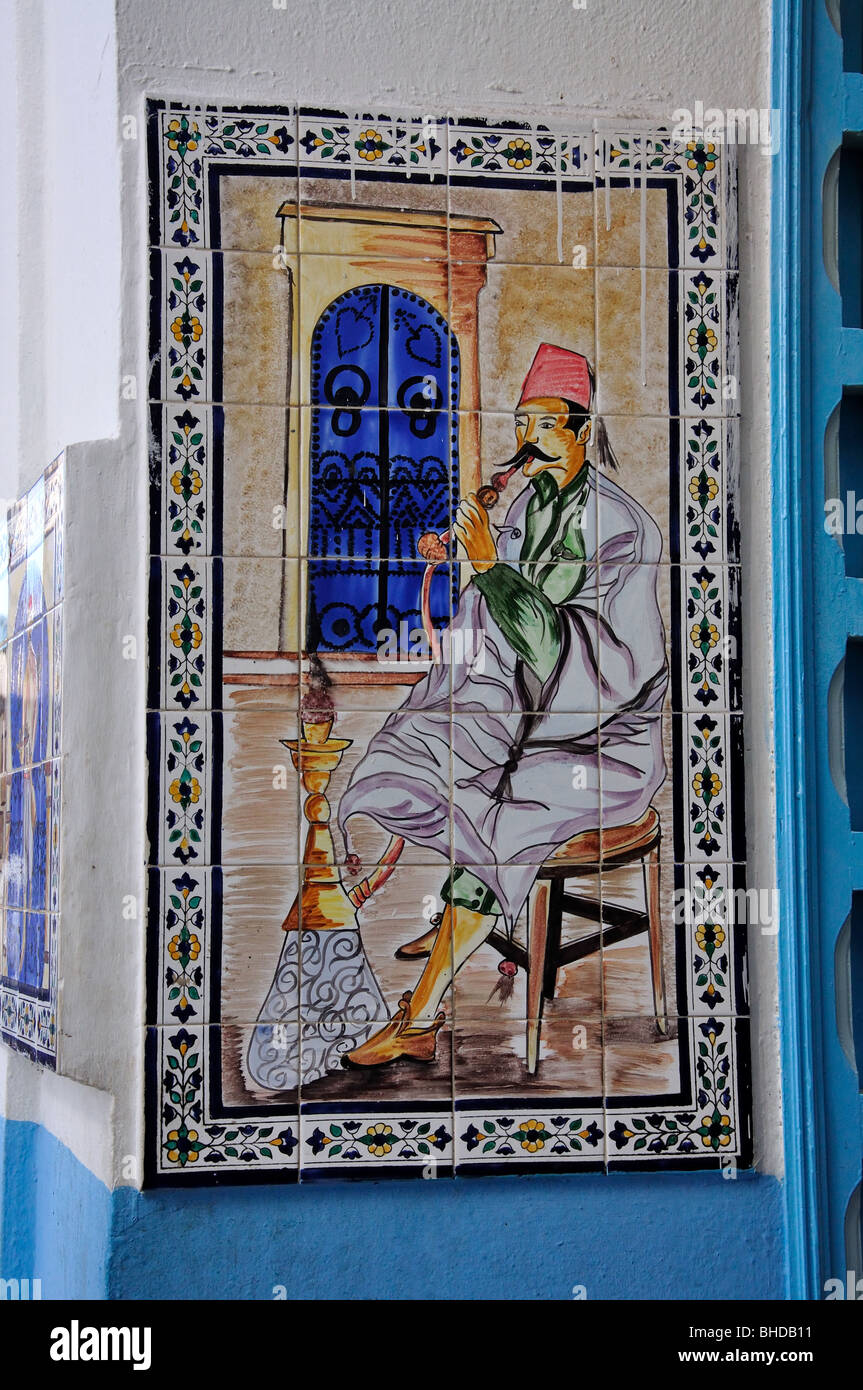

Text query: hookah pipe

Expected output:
[416,451,528,660]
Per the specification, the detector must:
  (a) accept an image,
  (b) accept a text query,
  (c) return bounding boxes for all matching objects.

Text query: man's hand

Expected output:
[453,494,497,573]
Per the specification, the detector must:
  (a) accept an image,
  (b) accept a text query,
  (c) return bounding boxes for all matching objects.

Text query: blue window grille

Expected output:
[306,284,459,653]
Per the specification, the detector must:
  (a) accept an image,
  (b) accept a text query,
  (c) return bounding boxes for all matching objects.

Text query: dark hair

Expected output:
[561,375,618,471]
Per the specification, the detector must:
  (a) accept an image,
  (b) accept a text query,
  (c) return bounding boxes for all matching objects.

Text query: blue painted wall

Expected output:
[111,1175,786,1300]
[0,1116,111,1299]
[1,1115,785,1299]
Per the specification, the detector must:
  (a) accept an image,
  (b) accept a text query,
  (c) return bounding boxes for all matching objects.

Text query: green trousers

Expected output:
[441,865,502,917]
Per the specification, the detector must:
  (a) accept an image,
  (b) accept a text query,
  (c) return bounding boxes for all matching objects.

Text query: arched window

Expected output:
[306,284,459,652]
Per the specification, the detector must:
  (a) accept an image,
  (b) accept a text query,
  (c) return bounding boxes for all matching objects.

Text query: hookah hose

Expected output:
[345,836,406,907]
[416,455,525,659]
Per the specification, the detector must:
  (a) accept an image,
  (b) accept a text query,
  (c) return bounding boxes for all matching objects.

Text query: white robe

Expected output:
[338,464,668,928]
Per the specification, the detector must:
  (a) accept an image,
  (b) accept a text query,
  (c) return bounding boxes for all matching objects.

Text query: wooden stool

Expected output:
[486,807,666,1073]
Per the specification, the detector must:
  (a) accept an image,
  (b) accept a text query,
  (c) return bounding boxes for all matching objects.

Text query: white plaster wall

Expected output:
[1,0,780,1185]
[0,0,120,494]
[0,0,131,1189]
[0,0,19,506]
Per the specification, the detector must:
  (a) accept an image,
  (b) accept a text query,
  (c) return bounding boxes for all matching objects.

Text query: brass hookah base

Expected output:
[246,715,387,1092]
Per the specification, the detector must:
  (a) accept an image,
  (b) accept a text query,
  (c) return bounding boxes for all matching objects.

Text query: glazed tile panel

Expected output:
[146,103,749,1182]
[0,454,64,1068]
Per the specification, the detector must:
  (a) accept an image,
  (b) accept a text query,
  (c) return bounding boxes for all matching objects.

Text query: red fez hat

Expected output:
[518,343,592,411]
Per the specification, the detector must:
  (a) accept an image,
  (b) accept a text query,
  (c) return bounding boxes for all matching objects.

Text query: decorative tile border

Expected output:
[147,712,217,868]
[151,404,214,557]
[606,1017,749,1166]
[680,563,741,711]
[152,107,299,249]
[152,252,212,404]
[448,118,592,179]
[683,711,743,863]
[301,1111,453,1169]
[455,1109,605,1168]
[156,558,214,711]
[680,861,748,1018]
[301,111,446,178]
[152,1024,299,1174]
[146,101,748,1180]
[149,866,212,1028]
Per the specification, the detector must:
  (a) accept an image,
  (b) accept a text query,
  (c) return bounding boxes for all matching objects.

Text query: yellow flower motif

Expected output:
[357,129,384,161]
[366,1122,393,1156]
[167,119,199,152]
[686,140,716,171]
[170,315,203,344]
[690,623,720,649]
[688,325,718,353]
[505,137,532,169]
[171,468,203,496]
[701,1113,731,1148]
[693,770,722,799]
[168,932,200,961]
[689,473,719,501]
[695,921,725,951]
[169,776,201,805]
[170,621,202,650]
[519,1118,546,1152]
[164,1128,200,1162]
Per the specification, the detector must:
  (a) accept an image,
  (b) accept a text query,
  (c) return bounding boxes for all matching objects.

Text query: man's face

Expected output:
[513,396,589,485]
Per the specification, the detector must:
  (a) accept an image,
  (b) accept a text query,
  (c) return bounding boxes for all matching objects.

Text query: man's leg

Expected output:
[346,867,500,1061]
[345,871,501,1065]
[409,903,496,1024]
[344,901,496,1066]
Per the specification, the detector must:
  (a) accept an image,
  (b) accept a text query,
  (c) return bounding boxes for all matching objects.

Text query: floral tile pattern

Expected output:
[146,101,749,1183]
[0,454,64,1068]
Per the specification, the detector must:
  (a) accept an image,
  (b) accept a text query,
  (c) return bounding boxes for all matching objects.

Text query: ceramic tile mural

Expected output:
[146,104,750,1182]
[0,454,63,1068]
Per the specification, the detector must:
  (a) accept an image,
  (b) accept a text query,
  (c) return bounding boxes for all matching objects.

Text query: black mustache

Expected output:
[510,441,558,465]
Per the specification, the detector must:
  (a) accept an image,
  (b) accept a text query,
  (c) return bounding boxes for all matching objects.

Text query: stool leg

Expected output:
[646,848,667,1034]
[542,879,565,1000]
[526,881,550,1074]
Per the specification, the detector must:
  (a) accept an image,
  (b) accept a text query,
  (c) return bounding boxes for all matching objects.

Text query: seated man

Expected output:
[338,343,668,1066]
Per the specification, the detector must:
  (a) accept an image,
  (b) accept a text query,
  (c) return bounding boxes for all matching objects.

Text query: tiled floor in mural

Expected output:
[147,106,749,1180]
